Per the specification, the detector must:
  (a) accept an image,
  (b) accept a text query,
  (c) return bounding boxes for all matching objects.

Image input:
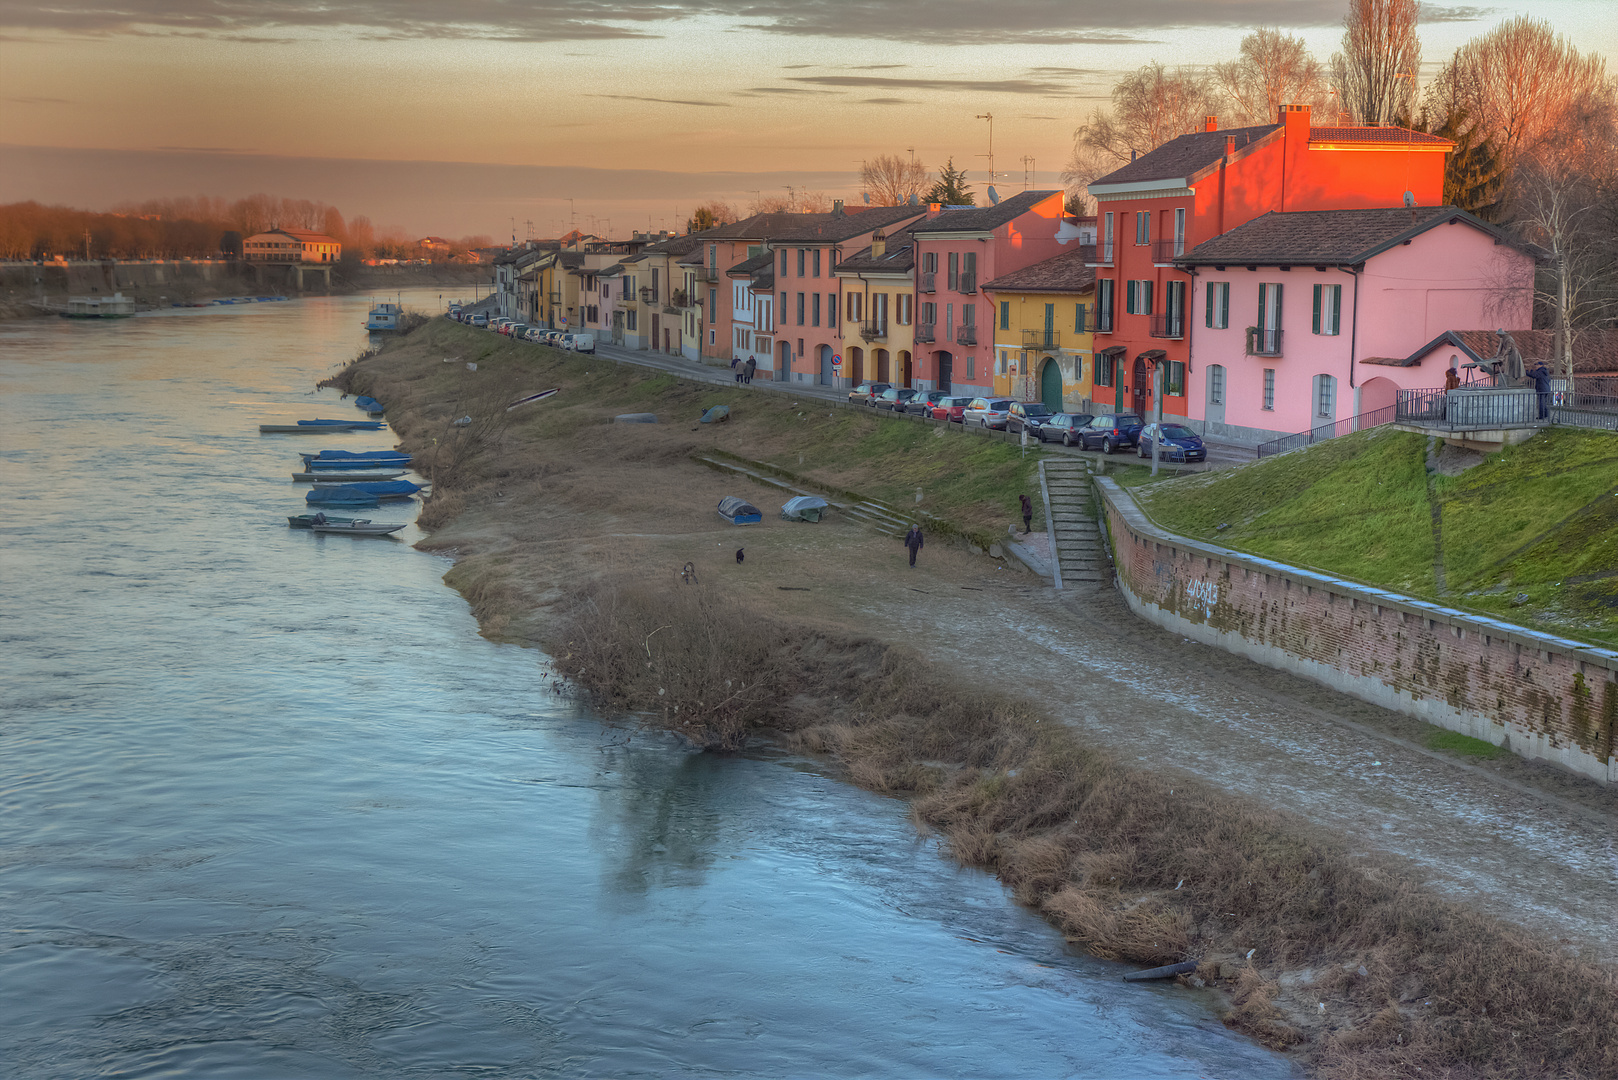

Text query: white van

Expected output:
[571,333,596,354]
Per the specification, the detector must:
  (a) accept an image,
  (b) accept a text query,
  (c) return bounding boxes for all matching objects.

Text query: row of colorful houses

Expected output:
[494,104,1559,445]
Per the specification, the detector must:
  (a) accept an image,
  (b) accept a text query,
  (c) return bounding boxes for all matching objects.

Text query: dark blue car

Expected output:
[1077,412,1145,454]
[1137,422,1207,462]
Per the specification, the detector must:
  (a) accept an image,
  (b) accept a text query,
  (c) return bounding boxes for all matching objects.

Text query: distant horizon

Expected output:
[1,1,1610,236]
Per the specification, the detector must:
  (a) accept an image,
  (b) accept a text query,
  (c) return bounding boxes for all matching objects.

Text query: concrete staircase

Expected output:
[1040,459,1109,587]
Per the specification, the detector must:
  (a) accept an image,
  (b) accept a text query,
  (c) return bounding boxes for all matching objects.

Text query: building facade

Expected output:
[981,244,1097,410]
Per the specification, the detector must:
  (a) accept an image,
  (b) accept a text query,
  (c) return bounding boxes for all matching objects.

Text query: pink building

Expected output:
[908,191,1069,395]
[1175,206,1538,443]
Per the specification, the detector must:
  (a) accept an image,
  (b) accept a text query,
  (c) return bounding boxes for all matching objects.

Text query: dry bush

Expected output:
[1229,966,1306,1048]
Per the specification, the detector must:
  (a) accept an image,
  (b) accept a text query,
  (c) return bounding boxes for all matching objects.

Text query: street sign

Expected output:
[831,353,842,368]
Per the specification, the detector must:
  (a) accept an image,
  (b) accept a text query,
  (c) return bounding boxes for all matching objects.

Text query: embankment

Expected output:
[330,319,1618,1080]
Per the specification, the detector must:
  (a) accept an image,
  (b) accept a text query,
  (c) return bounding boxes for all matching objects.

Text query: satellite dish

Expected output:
[987,186,1000,205]
[1403,190,1416,209]
[908,193,918,206]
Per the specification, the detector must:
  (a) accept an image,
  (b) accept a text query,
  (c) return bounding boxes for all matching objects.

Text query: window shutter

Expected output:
[1220,284,1229,328]
[1205,283,1214,327]
[1331,285,1342,335]
[1312,284,1321,334]
[1144,282,1153,315]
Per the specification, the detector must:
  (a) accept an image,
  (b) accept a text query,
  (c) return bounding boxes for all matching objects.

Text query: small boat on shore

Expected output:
[260,423,379,434]
[309,476,416,489]
[308,480,422,501]
[293,470,406,482]
[304,459,412,472]
[507,388,559,411]
[62,293,136,319]
[365,302,404,331]
[354,395,385,415]
[288,513,363,528]
[299,418,385,430]
[305,486,381,506]
[311,520,407,536]
[300,449,409,463]
[717,496,762,525]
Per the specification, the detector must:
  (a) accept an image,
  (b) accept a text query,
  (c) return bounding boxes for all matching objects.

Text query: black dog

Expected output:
[736,548,745,564]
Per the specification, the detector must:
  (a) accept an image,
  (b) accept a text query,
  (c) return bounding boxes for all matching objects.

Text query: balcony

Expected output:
[1149,314,1184,339]
[920,271,936,293]
[1153,238,1187,264]
[859,321,888,342]
[1090,242,1114,267]
[640,287,657,304]
[698,267,718,283]
[955,325,977,346]
[1022,328,1061,350]
[914,322,936,343]
[1246,327,1283,357]
[958,273,976,294]
[548,292,561,304]
[1094,311,1114,334]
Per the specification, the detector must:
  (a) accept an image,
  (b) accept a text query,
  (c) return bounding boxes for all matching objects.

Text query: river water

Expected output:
[0,293,1293,1078]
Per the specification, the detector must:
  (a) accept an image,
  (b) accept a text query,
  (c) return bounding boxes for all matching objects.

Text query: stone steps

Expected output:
[1040,459,1110,589]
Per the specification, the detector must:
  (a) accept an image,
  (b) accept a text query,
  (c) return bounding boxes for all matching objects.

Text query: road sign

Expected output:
[831,353,842,368]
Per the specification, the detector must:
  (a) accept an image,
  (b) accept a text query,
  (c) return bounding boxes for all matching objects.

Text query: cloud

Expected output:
[860,97,914,106]
[789,75,1079,96]
[0,0,1412,45]
[1418,4,1496,23]
[8,96,74,105]
[589,94,730,107]
[736,86,841,95]
[156,145,255,152]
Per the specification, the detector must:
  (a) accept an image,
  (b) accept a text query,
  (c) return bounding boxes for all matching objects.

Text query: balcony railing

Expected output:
[639,287,657,304]
[699,267,718,282]
[959,272,977,294]
[1153,238,1187,263]
[914,322,936,343]
[955,325,977,346]
[1022,329,1061,350]
[548,292,561,304]
[1245,327,1282,356]
[1095,241,1114,265]
[1149,314,1184,339]
[919,271,936,293]
[859,321,888,342]
[1095,309,1113,334]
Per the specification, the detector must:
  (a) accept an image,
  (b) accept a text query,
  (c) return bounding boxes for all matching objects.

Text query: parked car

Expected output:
[930,395,973,423]
[1077,412,1146,453]
[848,381,891,405]
[962,397,1015,430]
[905,390,951,417]
[873,387,917,411]
[470,313,489,327]
[559,334,577,351]
[1006,401,1056,437]
[1035,412,1094,446]
[572,333,597,354]
[1137,422,1208,462]
[506,323,529,339]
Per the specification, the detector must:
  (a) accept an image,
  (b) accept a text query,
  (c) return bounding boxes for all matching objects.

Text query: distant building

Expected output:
[419,236,452,251]
[242,228,341,264]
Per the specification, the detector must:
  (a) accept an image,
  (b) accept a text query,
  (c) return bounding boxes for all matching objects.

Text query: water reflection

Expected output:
[595,744,728,896]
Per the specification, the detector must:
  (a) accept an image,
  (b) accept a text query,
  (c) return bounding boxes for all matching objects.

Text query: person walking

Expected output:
[1019,493,1034,534]
[1530,360,1552,420]
[744,356,757,384]
[904,524,923,568]
[731,356,742,383]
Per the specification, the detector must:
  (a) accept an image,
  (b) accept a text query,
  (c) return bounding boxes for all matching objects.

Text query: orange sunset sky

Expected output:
[2,1,1613,238]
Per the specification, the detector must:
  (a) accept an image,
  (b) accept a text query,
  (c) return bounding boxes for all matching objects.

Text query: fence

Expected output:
[1395,387,1539,429]
[1255,404,1396,457]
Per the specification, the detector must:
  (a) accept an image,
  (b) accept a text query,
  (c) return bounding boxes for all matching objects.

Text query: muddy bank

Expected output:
[332,319,1618,1079]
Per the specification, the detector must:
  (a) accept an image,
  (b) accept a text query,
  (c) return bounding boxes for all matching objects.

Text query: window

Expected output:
[922,301,936,325]
[923,251,936,274]
[828,293,836,323]
[813,250,821,277]
[1263,368,1275,411]
[1102,212,1114,261]
[625,310,637,330]
[708,288,717,322]
[797,249,805,276]
[1135,212,1150,246]
[1166,360,1185,396]
[1095,353,1114,386]
[1000,301,1010,330]
[948,252,959,290]
[1173,207,1186,257]
[1165,280,1185,334]
[1259,283,1282,331]
[848,293,861,322]
[873,292,888,328]
[998,350,1009,375]
[812,293,821,327]
[780,249,788,275]
[945,302,954,334]
[1312,283,1342,336]
[796,293,805,325]
[962,252,976,291]
[710,328,716,345]
[897,294,912,325]
[963,303,975,326]
[1209,364,1225,405]
[1206,282,1229,328]
[1316,374,1337,418]
[1075,303,1088,333]
[1126,280,1154,315]
[1096,279,1114,332]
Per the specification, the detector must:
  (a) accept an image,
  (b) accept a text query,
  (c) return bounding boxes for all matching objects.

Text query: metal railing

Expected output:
[699,267,718,282]
[1149,313,1184,339]
[959,272,977,294]
[919,271,935,293]
[955,325,977,346]
[1153,238,1186,263]
[1256,404,1396,457]
[1245,327,1282,356]
[1552,385,1618,431]
[914,322,935,343]
[639,287,656,303]
[1388,386,1618,431]
[1094,309,1113,334]
[1096,241,1113,265]
[859,321,888,342]
[1023,328,1061,350]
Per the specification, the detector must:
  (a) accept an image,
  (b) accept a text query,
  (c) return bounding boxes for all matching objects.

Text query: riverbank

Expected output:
[332,318,1618,1079]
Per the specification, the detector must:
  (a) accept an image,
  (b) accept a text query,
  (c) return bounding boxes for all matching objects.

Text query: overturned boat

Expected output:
[717,496,762,525]
[780,496,829,522]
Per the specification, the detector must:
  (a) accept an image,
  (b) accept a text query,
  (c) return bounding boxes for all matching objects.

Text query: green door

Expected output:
[1040,358,1063,412]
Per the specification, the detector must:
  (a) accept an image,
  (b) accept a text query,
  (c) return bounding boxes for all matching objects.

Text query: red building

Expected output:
[1086,104,1451,426]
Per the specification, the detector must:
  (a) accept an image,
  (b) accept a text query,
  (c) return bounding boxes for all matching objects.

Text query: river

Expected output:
[0,292,1294,1078]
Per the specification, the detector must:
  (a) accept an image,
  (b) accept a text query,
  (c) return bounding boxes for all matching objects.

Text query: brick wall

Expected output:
[1097,478,1618,785]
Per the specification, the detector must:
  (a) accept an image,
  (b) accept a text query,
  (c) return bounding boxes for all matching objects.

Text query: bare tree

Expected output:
[1329,0,1421,126]
[686,201,735,232]
[1427,17,1612,177]
[1213,28,1328,126]
[860,154,931,205]
[1064,62,1222,195]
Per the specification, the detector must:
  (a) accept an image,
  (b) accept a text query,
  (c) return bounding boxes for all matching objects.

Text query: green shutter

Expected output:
[1312,284,1321,334]
[1220,283,1229,328]
[1076,303,1086,332]
[1000,300,1010,330]
[1144,281,1153,315]
[1331,285,1342,335]
[1205,282,1214,327]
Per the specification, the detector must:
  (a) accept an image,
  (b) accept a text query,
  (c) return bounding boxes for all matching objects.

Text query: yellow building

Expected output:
[982,245,1097,411]
[832,225,918,387]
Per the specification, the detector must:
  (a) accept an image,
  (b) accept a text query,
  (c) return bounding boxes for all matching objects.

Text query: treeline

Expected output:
[0,195,492,262]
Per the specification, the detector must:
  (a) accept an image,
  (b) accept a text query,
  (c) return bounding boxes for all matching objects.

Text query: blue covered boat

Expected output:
[315,480,422,499]
[298,418,385,429]
[717,496,761,525]
[354,395,385,415]
[306,486,381,506]
[300,449,409,462]
[305,457,411,470]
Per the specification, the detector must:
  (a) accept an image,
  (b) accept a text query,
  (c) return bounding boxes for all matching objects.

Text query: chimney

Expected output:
[1204,115,1218,132]
[832,199,844,216]
[927,202,942,218]
[870,230,886,258]
[1225,134,1236,158]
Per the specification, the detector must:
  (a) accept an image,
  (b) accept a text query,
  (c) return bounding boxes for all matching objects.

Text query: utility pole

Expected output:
[975,113,995,184]
[1151,361,1164,477]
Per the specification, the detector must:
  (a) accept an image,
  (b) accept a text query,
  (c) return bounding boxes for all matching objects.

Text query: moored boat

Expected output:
[61,293,136,319]
[308,479,423,500]
[310,520,407,536]
[287,513,363,528]
[364,303,404,331]
[299,418,385,429]
[354,395,385,415]
[260,423,379,434]
[303,458,411,471]
[300,449,409,462]
[305,488,380,506]
[293,470,405,482]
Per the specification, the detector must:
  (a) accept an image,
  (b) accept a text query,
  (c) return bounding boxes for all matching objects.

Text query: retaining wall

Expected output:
[1097,477,1618,784]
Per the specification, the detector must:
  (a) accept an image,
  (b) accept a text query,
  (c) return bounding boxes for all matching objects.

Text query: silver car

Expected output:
[961,397,1014,430]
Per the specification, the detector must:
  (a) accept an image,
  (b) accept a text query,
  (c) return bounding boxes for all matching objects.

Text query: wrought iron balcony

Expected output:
[914,322,935,343]
[1022,328,1061,350]
[859,321,888,342]
[1149,314,1184,339]
[1153,238,1187,263]
[1246,326,1283,356]
[1092,242,1114,266]
[698,267,718,282]
[958,273,976,294]
[919,271,936,293]
[955,324,977,346]
[639,287,657,304]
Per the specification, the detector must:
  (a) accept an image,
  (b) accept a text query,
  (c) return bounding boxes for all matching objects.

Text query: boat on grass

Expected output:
[354,395,385,415]
[717,496,762,525]
[781,496,829,522]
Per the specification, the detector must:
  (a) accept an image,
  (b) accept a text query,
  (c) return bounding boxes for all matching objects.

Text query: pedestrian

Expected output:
[1530,360,1552,420]
[744,356,757,384]
[904,524,923,568]
[731,356,742,383]
[1444,365,1460,393]
[1019,493,1033,535]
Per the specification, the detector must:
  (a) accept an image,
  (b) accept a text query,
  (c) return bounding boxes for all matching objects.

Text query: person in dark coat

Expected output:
[744,356,757,384]
[904,524,923,567]
[1019,493,1033,534]
[731,356,742,383]
[1530,361,1552,419]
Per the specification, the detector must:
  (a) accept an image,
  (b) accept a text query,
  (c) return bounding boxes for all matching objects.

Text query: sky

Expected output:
[1,0,1613,239]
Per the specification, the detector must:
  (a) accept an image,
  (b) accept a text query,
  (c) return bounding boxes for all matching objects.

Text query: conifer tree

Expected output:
[924,159,975,206]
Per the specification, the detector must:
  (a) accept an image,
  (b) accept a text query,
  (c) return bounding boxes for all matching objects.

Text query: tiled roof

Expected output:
[834,220,923,273]
[1176,206,1534,266]
[1359,329,1618,373]
[982,245,1097,293]
[1091,127,1276,187]
[1308,126,1452,147]
[774,204,923,242]
[274,227,341,244]
[910,190,1062,234]
[642,232,705,255]
[727,250,773,276]
[557,251,584,268]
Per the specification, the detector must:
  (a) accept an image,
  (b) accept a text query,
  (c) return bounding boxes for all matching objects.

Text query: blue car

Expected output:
[1137,422,1207,462]
[1077,412,1145,454]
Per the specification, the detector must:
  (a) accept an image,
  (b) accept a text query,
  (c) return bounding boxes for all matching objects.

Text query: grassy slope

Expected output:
[1134,426,1618,646]
[365,320,1043,543]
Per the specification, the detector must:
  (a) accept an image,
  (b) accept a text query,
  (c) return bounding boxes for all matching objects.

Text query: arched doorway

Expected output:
[875,349,890,383]
[1039,358,1063,411]
[778,339,792,377]
[849,346,865,385]
[818,344,834,385]
[898,350,912,387]
[935,350,953,392]
[1132,356,1151,416]
[1359,376,1398,420]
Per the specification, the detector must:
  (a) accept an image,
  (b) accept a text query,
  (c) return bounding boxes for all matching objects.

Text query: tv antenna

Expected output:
[975,112,995,184]
[1020,156,1036,190]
